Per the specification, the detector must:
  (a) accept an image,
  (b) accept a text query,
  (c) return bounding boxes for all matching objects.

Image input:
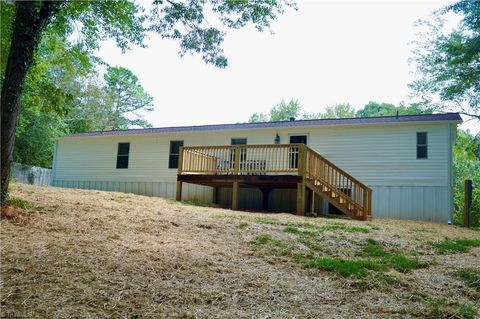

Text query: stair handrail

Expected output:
[304,146,372,219]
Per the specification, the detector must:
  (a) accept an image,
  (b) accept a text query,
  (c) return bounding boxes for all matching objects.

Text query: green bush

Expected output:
[452,130,479,227]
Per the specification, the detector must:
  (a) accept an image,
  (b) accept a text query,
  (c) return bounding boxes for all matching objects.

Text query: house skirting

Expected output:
[52,180,452,223]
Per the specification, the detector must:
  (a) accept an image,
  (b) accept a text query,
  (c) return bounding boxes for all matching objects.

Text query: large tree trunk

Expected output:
[1,1,59,203]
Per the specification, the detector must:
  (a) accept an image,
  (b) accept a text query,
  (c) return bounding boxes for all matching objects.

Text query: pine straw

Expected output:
[1,183,479,318]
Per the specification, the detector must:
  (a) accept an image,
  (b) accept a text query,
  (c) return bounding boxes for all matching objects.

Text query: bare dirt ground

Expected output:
[1,183,479,318]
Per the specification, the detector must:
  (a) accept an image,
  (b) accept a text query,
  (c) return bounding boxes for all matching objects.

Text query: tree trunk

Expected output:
[1,1,59,203]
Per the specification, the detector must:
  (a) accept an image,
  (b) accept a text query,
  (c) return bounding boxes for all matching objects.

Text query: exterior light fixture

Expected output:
[274,133,280,144]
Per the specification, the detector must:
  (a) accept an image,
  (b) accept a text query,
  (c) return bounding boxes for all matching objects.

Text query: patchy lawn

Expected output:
[1,183,479,318]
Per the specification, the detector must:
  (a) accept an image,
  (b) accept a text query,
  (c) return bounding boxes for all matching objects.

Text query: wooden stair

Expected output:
[304,146,372,221]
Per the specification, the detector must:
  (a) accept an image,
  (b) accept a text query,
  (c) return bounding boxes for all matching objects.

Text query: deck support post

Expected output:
[176,147,184,202]
[260,187,272,211]
[213,187,219,204]
[232,181,239,210]
[176,181,183,201]
[296,183,305,216]
[309,188,315,215]
[296,144,307,216]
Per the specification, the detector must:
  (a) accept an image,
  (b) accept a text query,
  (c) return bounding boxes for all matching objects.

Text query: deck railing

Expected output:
[179,144,303,175]
[178,144,372,219]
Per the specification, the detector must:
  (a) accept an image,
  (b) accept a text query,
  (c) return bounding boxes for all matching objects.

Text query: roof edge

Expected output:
[59,112,463,139]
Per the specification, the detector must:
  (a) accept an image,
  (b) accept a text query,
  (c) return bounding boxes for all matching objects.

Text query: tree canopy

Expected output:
[150,0,296,68]
[410,0,480,120]
[1,0,296,201]
[248,99,301,122]
[303,103,356,119]
[102,66,154,130]
[248,100,431,123]
[356,102,431,117]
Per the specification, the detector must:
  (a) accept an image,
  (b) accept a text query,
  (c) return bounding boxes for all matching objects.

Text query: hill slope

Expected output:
[1,183,479,318]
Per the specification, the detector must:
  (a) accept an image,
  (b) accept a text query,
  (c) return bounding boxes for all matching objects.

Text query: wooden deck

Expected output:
[176,144,372,220]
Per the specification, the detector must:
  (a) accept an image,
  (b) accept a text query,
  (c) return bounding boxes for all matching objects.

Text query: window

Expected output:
[289,135,307,145]
[417,132,428,159]
[116,143,130,169]
[169,141,184,169]
[231,138,247,146]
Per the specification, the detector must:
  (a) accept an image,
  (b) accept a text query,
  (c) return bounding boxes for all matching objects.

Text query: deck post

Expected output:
[296,144,307,216]
[260,187,272,211]
[176,146,184,201]
[232,181,239,210]
[233,145,240,174]
[178,146,184,174]
[296,183,305,216]
[309,188,315,215]
[213,187,219,204]
[362,187,373,221]
[367,188,372,220]
[176,181,183,201]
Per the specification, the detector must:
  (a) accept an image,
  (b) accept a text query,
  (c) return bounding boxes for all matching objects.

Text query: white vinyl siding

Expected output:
[306,124,449,186]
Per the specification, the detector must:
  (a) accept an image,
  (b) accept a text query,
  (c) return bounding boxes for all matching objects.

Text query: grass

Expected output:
[181,199,209,207]
[431,238,480,254]
[252,235,296,258]
[305,257,386,278]
[321,223,371,233]
[259,219,372,234]
[456,303,478,319]
[253,235,426,278]
[297,237,324,251]
[238,222,249,229]
[361,238,388,257]
[254,216,279,225]
[254,234,274,245]
[360,239,426,273]
[423,297,477,319]
[4,197,32,209]
[253,234,290,249]
[3,183,480,318]
[456,268,480,290]
[284,225,301,234]
[398,292,478,319]
[283,222,371,235]
[352,272,406,291]
[388,253,424,273]
[424,297,450,318]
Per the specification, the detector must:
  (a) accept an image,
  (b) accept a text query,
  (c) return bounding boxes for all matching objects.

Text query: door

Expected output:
[289,135,307,169]
[231,138,247,170]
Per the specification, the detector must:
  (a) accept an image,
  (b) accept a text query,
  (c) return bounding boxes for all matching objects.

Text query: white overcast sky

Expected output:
[96,0,479,133]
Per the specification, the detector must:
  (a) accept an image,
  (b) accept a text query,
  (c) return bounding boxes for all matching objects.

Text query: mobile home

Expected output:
[52,113,462,223]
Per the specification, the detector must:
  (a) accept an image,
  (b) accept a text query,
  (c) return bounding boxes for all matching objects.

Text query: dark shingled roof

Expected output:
[64,113,462,138]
